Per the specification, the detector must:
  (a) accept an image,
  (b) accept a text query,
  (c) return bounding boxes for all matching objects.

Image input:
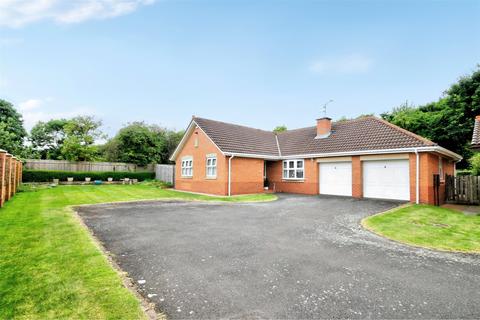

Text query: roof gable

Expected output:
[193,117,280,157]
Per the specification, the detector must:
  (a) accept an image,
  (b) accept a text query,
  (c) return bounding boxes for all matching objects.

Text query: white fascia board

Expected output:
[169,120,197,161]
[223,152,280,160]
[223,146,462,161]
[169,120,226,162]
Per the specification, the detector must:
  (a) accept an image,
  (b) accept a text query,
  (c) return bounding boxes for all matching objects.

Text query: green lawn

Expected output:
[0,184,276,319]
[362,204,480,253]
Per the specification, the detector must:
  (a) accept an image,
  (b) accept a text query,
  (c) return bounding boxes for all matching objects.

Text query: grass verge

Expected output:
[0,184,276,319]
[362,204,480,253]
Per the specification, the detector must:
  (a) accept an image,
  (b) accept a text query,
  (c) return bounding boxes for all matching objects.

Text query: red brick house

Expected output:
[170,116,461,204]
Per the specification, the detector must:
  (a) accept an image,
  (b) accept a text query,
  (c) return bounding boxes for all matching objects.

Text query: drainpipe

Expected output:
[415,148,420,204]
[228,155,235,196]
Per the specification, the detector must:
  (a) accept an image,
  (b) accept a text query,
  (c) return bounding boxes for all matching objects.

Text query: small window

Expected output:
[439,157,444,181]
[206,156,217,178]
[282,160,305,180]
[181,158,193,177]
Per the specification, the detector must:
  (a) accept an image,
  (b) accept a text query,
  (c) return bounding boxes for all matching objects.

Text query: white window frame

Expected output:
[206,156,217,178]
[282,159,305,180]
[181,157,193,177]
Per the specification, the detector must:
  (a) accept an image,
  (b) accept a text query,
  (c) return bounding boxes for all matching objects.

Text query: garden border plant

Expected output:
[22,169,155,182]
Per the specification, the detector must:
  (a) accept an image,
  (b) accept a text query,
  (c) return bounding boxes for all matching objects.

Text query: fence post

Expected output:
[5,155,12,201]
[0,151,5,207]
[11,157,17,197]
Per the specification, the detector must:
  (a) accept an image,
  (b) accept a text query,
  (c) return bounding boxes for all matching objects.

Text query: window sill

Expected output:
[282,179,305,183]
[180,176,193,179]
[206,176,217,180]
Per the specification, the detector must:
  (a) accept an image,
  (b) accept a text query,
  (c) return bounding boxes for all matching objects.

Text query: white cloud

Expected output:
[19,98,43,111]
[310,54,373,75]
[18,97,95,130]
[0,0,156,28]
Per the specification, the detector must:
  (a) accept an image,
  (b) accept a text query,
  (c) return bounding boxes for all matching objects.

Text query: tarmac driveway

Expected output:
[77,195,480,319]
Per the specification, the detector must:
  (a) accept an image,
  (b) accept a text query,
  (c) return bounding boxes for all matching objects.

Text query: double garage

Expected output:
[319,157,410,201]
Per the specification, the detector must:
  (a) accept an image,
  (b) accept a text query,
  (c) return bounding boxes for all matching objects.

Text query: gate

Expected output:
[445,174,480,205]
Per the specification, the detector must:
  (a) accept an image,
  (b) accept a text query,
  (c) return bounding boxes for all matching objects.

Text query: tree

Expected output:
[61,116,105,161]
[382,66,480,168]
[0,99,27,155]
[102,122,184,166]
[104,122,165,166]
[273,125,287,133]
[30,119,68,159]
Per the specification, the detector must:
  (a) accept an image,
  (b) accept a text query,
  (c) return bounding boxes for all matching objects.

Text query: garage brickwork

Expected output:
[352,156,362,198]
[417,153,454,204]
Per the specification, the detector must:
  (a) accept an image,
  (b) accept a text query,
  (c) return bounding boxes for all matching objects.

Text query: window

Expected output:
[181,158,193,177]
[283,160,304,180]
[206,156,217,178]
[439,156,444,181]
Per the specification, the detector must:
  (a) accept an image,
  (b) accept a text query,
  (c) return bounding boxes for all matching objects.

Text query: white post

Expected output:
[415,149,420,204]
[228,155,235,196]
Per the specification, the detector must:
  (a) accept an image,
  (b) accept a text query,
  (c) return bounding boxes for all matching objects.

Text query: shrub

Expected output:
[456,169,472,176]
[140,179,173,189]
[22,170,155,183]
[469,153,480,176]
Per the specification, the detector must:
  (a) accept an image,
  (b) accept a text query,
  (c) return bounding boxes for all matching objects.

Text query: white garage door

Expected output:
[363,160,410,201]
[319,162,352,196]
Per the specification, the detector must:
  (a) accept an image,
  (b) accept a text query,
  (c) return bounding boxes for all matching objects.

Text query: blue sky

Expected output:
[0,0,479,137]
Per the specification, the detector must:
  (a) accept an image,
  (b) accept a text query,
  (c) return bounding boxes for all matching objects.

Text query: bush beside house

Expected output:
[22,170,154,182]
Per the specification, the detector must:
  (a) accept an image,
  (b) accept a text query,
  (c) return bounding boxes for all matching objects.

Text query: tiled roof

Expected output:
[277,117,435,156]
[194,117,280,156]
[193,116,436,158]
[472,116,480,148]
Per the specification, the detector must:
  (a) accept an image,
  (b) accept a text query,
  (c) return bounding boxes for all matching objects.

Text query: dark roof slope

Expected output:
[472,116,480,149]
[277,117,435,156]
[193,117,279,156]
[193,116,436,157]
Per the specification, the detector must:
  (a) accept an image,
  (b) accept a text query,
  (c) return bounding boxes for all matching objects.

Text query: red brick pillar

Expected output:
[5,154,12,201]
[352,156,363,198]
[18,161,22,185]
[11,157,17,196]
[0,151,6,207]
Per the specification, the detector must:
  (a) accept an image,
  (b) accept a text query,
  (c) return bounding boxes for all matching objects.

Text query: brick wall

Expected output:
[175,126,228,195]
[0,151,21,208]
[266,152,454,205]
[266,159,318,195]
[230,157,264,195]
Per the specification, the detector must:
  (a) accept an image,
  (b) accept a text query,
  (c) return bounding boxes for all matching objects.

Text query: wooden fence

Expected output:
[24,159,154,173]
[445,174,480,205]
[155,164,175,184]
[0,150,23,208]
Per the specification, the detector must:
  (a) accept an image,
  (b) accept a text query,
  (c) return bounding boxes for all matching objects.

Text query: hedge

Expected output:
[22,170,155,183]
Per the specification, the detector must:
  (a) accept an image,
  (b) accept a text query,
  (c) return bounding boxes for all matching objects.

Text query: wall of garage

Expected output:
[266,152,455,205]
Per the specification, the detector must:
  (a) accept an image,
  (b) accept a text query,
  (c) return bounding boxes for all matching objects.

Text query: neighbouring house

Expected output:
[471,115,480,151]
[170,116,462,204]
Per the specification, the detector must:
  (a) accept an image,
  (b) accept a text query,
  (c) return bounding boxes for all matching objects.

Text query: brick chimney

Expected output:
[316,117,332,139]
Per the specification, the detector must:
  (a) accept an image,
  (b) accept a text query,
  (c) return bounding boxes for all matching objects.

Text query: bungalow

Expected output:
[170,116,462,204]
